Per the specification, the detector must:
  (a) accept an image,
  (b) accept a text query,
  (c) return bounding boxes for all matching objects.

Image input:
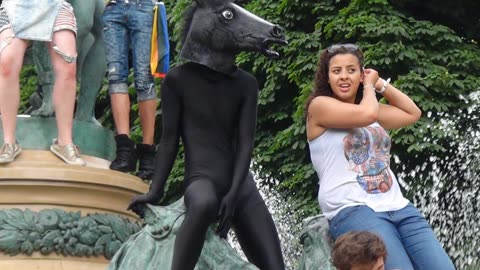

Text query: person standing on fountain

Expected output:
[0,0,85,166]
[102,0,157,180]
[305,44,454,270]
[128,0,287,269]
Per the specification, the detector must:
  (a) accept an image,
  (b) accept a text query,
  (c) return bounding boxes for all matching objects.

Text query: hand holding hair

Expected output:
[363,68,379,87]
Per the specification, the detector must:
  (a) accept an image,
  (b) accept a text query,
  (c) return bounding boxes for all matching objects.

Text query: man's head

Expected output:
[331,231,387,270]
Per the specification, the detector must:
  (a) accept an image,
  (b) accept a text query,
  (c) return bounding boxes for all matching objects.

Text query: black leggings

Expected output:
[171,175,285,270]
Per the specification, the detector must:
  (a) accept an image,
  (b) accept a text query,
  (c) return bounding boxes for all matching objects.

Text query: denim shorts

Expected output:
[102,0,156,102]
[328,203,455,270]
[0,2,77,35]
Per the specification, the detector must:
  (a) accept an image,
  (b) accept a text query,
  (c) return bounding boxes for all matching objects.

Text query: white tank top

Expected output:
[308,122,409,220]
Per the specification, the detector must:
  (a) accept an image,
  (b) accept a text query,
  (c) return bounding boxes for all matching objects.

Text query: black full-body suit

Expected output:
[132,62,285,270]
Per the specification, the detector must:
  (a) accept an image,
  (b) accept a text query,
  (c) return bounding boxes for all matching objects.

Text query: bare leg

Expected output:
[48,29,77,146]
[135,98,157,180]
[111,93,131,136]
[0,29,28,144]
[138,99,157,144]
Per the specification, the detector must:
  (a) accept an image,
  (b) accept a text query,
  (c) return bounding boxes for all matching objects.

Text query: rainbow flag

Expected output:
[150,2,170,78]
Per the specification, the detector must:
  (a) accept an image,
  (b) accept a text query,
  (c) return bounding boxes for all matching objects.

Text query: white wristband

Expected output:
[376,78,391,94]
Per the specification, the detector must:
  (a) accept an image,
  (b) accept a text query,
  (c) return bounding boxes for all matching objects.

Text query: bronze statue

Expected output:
[109,199,259,270]
[297,215,335,270]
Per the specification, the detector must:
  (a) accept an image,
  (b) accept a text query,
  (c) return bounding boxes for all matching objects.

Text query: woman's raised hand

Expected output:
[363,68,380,87]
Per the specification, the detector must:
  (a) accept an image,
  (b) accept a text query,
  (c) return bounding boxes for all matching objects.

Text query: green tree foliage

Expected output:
[391,0,480,43]
[19,65,38,113]
[93,0,480,211]
[167,0,480,217]
[14,0,479,213]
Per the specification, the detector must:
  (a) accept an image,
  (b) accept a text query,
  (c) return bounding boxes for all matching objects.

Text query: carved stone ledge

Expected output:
[0,208,141,259]
[0,150,149,270]
[0,150,149,219]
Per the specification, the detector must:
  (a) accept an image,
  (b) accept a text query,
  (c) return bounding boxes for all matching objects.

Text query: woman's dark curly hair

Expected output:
[305,46,365,115]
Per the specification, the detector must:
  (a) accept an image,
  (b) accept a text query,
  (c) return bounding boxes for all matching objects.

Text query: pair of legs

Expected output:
[0,19,84,165]
[103,0,156,144]
[328,203,455,270]
[172,174,285,270]
[110,95,156,145]
[0,29,76,145]
[103,0,157,178]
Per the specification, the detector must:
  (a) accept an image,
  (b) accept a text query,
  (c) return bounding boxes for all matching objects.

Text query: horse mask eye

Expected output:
[221,9,234,20]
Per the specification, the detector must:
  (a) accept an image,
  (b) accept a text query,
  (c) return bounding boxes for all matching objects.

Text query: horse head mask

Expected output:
[180,0,287,73]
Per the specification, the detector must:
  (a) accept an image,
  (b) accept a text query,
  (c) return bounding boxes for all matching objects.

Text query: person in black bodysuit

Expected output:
[128,0,287,268]
[128,62,285,270]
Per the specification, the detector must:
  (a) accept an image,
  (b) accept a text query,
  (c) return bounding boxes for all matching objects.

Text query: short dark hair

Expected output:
[331,231,387,270]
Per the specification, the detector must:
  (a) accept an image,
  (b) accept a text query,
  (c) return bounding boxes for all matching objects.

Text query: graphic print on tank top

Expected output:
[343,126,393,193]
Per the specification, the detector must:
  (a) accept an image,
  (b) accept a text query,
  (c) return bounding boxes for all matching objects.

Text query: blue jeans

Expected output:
[329,203,455,270]
[102,0,156,101]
